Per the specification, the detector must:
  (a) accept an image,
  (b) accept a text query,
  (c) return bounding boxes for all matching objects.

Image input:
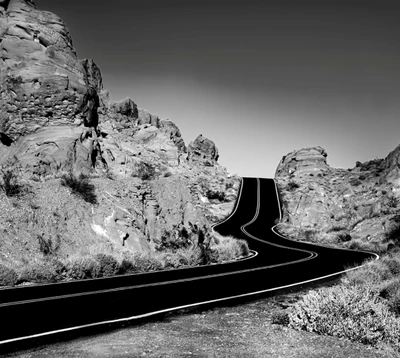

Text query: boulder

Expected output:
[275,146,330,177]
[187,134,219,165]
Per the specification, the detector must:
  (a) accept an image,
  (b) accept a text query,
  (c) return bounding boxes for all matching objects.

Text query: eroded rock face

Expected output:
[0,0,240,262]
[187,134,219,166]
[275,145,400,252]
[0,0,104,174]
[275,146,330,177]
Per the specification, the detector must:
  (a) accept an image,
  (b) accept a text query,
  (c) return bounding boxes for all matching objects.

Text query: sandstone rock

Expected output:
[275,146,330,177]
[0,0,240,266]
[187,134,219,165]
[383,144,400,183]
[0,0,104,174]
[275,145,400,253]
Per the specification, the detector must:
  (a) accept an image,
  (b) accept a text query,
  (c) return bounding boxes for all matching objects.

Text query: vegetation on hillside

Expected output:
[0,233,249,286]
[60,172,97,204]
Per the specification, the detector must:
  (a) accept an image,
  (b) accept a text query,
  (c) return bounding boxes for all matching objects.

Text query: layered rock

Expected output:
[275,146,330,177]
[275,145,400,252]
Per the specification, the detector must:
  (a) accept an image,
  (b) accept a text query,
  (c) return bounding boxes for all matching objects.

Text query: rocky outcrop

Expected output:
[275,146,330,177]
[275,145,400,253]
[0,0,105,174]
[0,0,189,177]
[187,134,219,166]
[0,0,240,265]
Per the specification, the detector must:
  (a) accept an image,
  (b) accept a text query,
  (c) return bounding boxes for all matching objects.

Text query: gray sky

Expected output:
[37,0,400,177]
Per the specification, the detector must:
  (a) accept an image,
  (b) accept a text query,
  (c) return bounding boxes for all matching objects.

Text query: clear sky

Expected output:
[36,0,400,178]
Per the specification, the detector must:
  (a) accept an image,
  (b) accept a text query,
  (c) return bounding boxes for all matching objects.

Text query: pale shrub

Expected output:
[0,263,19,286]
[289,284,400,348]
[211,234,249,262]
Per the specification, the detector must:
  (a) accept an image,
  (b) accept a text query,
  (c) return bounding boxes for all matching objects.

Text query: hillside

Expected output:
[0,0,244,285]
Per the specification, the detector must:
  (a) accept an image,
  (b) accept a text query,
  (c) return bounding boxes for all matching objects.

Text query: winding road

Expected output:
[0,177,377,346]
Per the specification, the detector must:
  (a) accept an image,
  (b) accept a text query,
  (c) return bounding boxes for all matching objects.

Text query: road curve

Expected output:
[0,177,377,345]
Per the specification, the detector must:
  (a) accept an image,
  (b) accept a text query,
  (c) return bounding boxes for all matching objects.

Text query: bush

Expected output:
[206,189,226,202]
[380,279,400,315]
[118,258,136,274]
[134,162,156,181]
[131,253,163,273]
[95,253,120,277]
[0,168,23,197]
[211,235,249,263]
[0,264,19,287]
[289,285,400,348]
[20,259,65,283]
[271,310,290,325]
[60,172,97,204]
[65,257,101,280]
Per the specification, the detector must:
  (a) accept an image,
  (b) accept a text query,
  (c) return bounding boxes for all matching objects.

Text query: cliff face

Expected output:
[0,0,240,266]
[275,146,400,252]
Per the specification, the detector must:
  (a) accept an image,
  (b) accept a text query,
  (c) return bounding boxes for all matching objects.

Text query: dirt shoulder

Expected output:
[3,290,388,358]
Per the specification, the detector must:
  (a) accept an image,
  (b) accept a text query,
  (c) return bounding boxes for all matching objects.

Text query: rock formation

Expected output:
[275,145,400,252]
[188,134,219,166]
[0,0,240,267]
[275,146,330,177]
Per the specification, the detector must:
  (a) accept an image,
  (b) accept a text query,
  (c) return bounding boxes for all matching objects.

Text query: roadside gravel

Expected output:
[3,289,389,358]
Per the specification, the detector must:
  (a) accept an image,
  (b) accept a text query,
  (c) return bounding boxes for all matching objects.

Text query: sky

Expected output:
[36,0,400,178]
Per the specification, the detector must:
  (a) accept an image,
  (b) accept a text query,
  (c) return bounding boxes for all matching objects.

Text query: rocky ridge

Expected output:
[275,145,400,252]
[0,0,240,270]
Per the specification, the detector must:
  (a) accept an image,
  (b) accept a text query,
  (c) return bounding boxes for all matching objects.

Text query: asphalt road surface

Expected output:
[0,177,377,347]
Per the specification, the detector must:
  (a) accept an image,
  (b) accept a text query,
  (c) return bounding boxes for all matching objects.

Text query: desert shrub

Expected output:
[385,222,400,247]
[211,235,249,263]
[225,181,234,189]
[134,162,156,181]
[20,258,65,283]
[6,75,23,88]
[177,247,203,267]
[206,189,226,202]
[60,172,97,204]
[343,260,390,287]
[336,231,352,242]
[0,264,19,287]
[238,239,250,256]
[159,251,188,269]
[118,258,136,274]
[287,181,299,191]
[0,168,23,197]
[271,310,290,326]
[95,253,120,277]
[157,245,223,269]
[288,284,400,348]
[302,229,318,242]
[65,256,101,280]
[383,257,400,277]
[131,253,163,273]
[388,197,398,209]
[380,279,400,315]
